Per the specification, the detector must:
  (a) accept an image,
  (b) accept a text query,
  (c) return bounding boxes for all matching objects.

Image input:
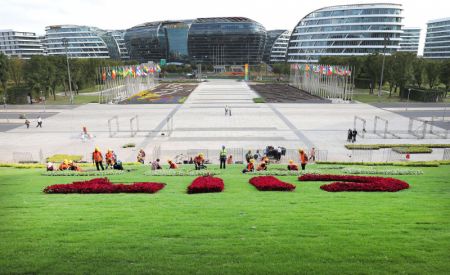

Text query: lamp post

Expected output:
[62,38,73,104]
[406,88,411,111]
[378,35,390,101]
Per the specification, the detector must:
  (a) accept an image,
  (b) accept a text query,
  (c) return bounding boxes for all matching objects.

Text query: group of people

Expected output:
[224,105,232,116]
[150,158,178,170]
[24,116,43,129]
[46,159,81,172]
[242,148,310,173]
[92,147,123,171]
[347,128,358,143]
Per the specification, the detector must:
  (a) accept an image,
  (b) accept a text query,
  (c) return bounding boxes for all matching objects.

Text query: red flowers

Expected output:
[298,174,409,192]
[249,176,296,191]
[43,177,165,194]
[187,176,224,194]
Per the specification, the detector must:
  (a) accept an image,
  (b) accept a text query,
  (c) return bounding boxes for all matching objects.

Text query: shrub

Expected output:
[342,167,423,175]
[146,169,220,176]
[43,178,165,194]
[43,170,125,176]
[392,147,432,154]
[187,176,224,194]
[298,174,409,192]
[46,154,83,162]
[122,143,136,148]
[253,97,266,103]
[315,161,440,167]
[249,176,296,191]
[345,144,450,150]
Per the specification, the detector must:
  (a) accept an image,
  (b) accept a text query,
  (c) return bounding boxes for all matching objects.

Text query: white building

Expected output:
[399,27,420,54]
[0,29,44,59]
[270,30,291,63]
[287,3,404,63]
[424,18,450,59]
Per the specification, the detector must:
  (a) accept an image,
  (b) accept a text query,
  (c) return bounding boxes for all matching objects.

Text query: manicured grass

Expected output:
[44,95,99,105]
[0,164,449,274]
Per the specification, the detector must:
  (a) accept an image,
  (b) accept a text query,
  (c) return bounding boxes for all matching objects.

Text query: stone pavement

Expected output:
[0,79,448,163]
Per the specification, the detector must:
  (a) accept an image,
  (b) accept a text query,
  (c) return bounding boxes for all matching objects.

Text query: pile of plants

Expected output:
[43,170,125,176]
[187,176,224,194]
[345,144,450,150]
[43,178,165,194]
[122,143,136,148]
[392,147,432,154]
[249,176,296,191]
[342,167,423,175]
[298,174,409,192]
[46,154,83,162]
[145,168,220,176]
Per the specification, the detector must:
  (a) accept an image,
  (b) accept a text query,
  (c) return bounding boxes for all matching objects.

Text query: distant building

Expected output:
[0,29,44,59]
[125,17,267,65]
[287,3,404,63]
[44,25,110,58]
[399,27,420,54]
[99,30,130,60]
[263,30,286,63]
[424,18,450,59]
[270,30,291,63]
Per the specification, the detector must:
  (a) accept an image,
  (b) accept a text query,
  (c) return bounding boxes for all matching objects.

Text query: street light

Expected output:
[62,38,73,104]
[378,35,391,100]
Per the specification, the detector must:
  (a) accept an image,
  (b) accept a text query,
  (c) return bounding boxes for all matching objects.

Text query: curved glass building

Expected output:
[263,30,286,63]
[44,25,110,58]
[424,18,450,59]
[100,30,129,60]
[399,27,420,54]
[287,3,403,63]
[188,17,266,65]
[270,30,291,63]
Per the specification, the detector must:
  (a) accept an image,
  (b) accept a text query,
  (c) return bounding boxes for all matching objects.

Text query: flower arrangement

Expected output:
[187,176,224,194]
[145,169,220,176]
[298,174,409,192]
[249,176,296,191]
[43,178,165,194]
[342,167,423,175]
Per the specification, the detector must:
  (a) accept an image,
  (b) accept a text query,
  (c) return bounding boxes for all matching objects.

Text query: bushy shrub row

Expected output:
[43,170,125,176]
[43,178,165,194]
[46,154,83,162]
[315,161,450,167]
[187,176,224,194]
[391,147,432,154]
[345,144,450,150]
[298,174,409,192]
[342,167,423,175]
[249,176,296,191]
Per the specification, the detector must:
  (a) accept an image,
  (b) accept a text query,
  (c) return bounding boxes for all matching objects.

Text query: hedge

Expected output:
[392,147,432,154]
[315,161,450,167]
[345,144,450,150]
[46,154,83,162]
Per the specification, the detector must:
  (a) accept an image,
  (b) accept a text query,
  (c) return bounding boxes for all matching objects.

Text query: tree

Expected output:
[0,53,9,100]
[365,53,382,94]
[412,58,424,88]
[8,58,24,86]
[424,60,440,89]
[391,52,414,94]
[440,60,450,98]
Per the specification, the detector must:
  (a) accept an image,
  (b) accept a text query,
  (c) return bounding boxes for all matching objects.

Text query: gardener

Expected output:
[151,159,162,170]
[287,160,298,171]
[242,159,255,173]
[194,153,206,170]
[256,161,267,171]
[92,147,104,171]
[58,159,70,171]
[299,149,308,171]
[137,149,146,164]
[245,150,253,163]
[219,145,227,169]
[105,149,116,169]
[168,159,178,169]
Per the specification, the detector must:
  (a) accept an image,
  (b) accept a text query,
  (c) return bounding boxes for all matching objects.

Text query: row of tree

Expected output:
[319,52,450,97]
[0,53,137,101]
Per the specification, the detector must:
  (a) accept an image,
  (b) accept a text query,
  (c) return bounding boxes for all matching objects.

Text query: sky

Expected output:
[1,0,449,53]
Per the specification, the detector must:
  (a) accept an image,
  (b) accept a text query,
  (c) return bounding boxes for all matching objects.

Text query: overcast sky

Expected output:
[1,0,449,54]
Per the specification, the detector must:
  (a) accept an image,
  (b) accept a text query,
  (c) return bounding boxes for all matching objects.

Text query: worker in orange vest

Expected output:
[92,147,104,171]
[242,159,255,173]
[299,149,308,170]
[105,149,115,169]
[168,159,178,169]
[256,161,267,171]
[287,160,299,171]
[58,159,70,171]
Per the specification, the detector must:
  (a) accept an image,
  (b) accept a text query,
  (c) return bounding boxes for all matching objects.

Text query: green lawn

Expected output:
[44,95,99,105]
[0,164,449,274]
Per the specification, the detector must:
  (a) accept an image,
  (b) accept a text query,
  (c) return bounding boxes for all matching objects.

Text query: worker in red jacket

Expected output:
[92,147,104,171]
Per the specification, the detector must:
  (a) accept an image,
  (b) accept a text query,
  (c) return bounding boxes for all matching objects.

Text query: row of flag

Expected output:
[291,64,352,77]
[101,64,161,81]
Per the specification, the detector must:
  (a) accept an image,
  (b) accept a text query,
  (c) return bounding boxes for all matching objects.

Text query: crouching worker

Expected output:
[105,149,116,169]
[46,162,55,171]
[287,160,298,171]
[257,161,267,171]
[151,159,162,170]
[68,160,81,171]
[58,159,70,171]
[168,159,178,169]
[242,159,255,173]
[194,153,206,170]
[113,160,123,170]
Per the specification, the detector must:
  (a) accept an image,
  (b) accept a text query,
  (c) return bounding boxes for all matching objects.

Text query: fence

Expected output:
[13,152,34,163]
[444,149,450,160]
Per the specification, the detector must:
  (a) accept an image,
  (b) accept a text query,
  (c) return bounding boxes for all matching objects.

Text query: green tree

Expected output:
[391,52,415,94]
[412,58,424,88]
[8,57,24,86]
[365,53,382,94]
[424,60,440,89]
[440,60,450,98]
[0,53,8,99]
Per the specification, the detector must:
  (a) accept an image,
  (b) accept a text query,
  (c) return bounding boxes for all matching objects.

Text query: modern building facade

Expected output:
[44,25,110,58]
[399,27,420,54]
[0,29,44,59]
[270,30,291,63]
[98,30,129,60]
[287,3,404,63]
[424,18,450,59]
[125,17,267,65]
[263,30,285,63]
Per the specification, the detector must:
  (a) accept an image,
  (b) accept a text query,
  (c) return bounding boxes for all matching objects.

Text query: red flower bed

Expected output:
[249,176,296,191]
[187,176,224,194]
[298,174,409,192]
[43,177,165,194]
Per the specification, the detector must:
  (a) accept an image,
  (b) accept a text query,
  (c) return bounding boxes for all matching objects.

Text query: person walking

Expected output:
[25,119,30,129]
[309,147,316,162]
[228,106,232,116]
[352,128,358,143]
[225,105,229,116]
[299,149,308,171]
[92,147,104,171]
[219,145,227,169]
[36,116,43,128]
[347,129,352,142]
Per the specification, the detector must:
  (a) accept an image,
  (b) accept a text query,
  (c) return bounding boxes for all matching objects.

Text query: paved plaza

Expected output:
[0,79,449,163]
